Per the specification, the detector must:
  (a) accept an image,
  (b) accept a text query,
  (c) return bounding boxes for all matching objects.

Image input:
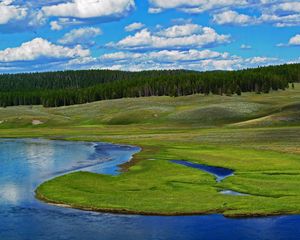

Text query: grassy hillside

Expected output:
[1,84,300,217]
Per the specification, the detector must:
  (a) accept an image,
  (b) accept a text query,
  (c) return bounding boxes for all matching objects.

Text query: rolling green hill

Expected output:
[0,83,299,128]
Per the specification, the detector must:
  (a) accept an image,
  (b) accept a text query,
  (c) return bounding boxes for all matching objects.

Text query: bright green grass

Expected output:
[1,84,300,217]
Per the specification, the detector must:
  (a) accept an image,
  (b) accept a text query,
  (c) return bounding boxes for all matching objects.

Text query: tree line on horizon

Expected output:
[0,63,299,107]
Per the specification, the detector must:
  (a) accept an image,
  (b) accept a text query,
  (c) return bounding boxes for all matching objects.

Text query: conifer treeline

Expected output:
[0,63,299,107]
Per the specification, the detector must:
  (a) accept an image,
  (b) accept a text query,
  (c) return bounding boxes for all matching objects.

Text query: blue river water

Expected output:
[171,160,234,182]
[0,139,300,240]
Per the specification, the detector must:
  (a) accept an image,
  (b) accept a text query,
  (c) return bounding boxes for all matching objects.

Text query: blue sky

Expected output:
[0,0,299,73]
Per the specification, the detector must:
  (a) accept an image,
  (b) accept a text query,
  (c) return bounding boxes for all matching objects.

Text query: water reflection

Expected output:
[0,183,20,204]
[25,140,55,172]
[0,139,139,206]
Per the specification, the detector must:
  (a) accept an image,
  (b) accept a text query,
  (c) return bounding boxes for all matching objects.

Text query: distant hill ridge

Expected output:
[0,63,299,107]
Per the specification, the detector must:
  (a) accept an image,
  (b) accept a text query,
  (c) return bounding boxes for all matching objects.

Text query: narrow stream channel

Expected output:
[171,160,248,196]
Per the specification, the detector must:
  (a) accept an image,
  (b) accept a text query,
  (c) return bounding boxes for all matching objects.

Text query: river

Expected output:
[0,139,299,240]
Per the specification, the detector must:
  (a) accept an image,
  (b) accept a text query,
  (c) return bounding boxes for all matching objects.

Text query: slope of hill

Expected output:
[0,83,299,128]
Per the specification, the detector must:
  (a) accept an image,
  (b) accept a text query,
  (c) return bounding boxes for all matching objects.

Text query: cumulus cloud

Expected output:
[149,0,247,13]
[62,46,284,72]
[101,49,228,62]
[49,18,84,31]
[149,0,300,27]
[107,24,230,51]
[212,11,256,26]
[94,49,233,70]
[42,0,135,19]
[245,56,278,64]
[0,0,297,73]
[0,0,27,24]
[0,37,289,73]
[273,2,300,14]
[212,10,300,27]
[0,38,90,62]
[125,22,145,32]
[289,34,300,45]
[0,0,136,32]
[277,34,300,47]
[157,24,203,37]
[50,20,62,30]
[260,12,300,27]
[58,27,102,46]
[0,3,46,32]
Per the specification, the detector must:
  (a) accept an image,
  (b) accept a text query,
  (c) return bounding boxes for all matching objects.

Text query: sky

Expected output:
[0,0,299,73]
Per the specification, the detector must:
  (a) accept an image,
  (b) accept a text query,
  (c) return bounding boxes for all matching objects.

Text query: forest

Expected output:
[0,63,299,107]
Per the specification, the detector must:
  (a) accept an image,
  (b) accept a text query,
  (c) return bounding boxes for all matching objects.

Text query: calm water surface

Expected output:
[0,139,300,240]
[171,160,234,182]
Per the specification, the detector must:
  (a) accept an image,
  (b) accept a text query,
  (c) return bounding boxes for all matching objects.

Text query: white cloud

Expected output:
[0,0,135,32]
[241,44,252,49]
[42,0,135,19]
[289,34,300,46]
[66,49,237,71]
[101,49,228,62]
[199,59,241,70]
[171,18,193,24]
[245,56,278,64]
[149,0,247,13]
[0,38,90,62]
[1,0,300,32]
[148,0,300,27]
[277,34,300,47]
[107,24,230,50]
[97,49,235,70]
[0,40,288,73]
[101,52,142,61]
[0,1,27,24]
[63,47,284,72]
[273,2,300,13]
[50,20,62,30]
[157,24,203,37]
[49,18,84,31]
[260,13,300,27]
[125,22,145,32]
[58,27,102,45]
[148,7,162,14]
[213,11,256,26]
[211,8,300,27]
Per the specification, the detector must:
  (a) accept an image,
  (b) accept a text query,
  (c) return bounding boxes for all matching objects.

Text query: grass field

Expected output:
[1,84,300,217]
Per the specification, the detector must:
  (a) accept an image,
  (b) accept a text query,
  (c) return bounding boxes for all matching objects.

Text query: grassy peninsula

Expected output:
[0,83,299,217]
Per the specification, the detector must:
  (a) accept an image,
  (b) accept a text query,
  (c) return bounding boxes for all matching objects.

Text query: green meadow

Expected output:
[1,84,300,217]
